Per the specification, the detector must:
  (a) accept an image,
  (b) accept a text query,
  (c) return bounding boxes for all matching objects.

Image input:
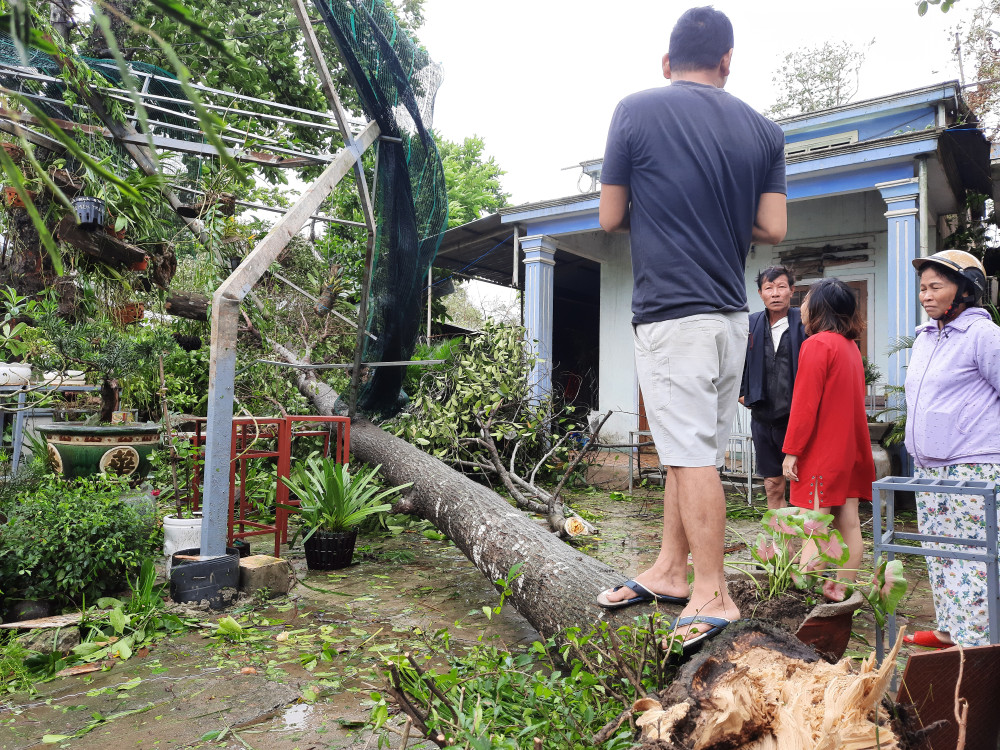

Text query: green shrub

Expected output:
[0,476,160,609]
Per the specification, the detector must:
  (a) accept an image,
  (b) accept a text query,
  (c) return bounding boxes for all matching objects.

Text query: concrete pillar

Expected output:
[876,177,920,398]
[520,235,557,405]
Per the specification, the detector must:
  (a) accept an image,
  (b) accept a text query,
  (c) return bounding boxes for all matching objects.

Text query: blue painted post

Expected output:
[520,235,556,407]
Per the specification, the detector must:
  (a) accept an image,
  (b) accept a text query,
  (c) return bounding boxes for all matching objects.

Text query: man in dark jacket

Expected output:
[740,266,806,510]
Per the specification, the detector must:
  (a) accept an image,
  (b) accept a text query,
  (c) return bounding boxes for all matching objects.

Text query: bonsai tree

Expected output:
[34,316,177,423]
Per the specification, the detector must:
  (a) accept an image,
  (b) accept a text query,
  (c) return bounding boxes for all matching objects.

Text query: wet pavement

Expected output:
[0,487,939,749]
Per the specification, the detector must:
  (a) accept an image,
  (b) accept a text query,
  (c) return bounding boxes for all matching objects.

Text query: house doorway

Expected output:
[791,278,869,357]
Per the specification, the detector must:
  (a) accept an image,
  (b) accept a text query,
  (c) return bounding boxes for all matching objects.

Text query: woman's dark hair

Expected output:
[804,278,865,339]
[668,7,734,73]
[918,263,981,308]
[756,265,795,289]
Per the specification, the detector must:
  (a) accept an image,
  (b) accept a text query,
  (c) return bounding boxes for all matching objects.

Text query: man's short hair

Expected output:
[669,7,734,73]
[756,265,795,290]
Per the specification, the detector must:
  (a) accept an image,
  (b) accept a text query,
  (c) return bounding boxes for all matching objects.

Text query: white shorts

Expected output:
[634,312,748,468]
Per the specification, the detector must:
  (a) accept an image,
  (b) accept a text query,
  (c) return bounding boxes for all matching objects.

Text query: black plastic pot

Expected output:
[303,529,358,570]
[232,539,251,558]
[169,547,240,610]
[72,196,106,230]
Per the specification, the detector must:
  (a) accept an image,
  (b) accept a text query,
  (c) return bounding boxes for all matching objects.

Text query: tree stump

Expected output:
[634,620,908,749]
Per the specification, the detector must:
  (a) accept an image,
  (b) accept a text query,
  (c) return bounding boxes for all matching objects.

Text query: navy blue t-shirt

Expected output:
[602,80,786,324]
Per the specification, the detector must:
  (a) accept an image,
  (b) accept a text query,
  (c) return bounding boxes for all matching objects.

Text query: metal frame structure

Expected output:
[0,10,387,558]
[199,2,380,557]
[872,475,1000,664]
[184,415,350,556]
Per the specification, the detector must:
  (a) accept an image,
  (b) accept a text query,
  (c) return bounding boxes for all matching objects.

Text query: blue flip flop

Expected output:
[669,615,732,653]
[596,579,689,610]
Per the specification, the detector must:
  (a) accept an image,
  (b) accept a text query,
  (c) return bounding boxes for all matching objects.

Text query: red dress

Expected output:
[782,331,875,508]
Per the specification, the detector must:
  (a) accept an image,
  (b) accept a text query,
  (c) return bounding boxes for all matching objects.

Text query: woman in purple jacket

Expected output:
[903,250,1000,649]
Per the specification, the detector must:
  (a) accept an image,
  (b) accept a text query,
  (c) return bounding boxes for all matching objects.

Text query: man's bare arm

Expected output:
[752,192,787,245]
[599,184,630,233]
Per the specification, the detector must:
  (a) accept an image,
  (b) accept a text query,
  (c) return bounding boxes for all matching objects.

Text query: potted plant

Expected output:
[728,507,908,660]
[278,455,412,570]
[0,286,53,385]
[34,318,177,480]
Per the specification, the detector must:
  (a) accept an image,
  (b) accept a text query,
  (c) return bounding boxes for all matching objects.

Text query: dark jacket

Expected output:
[740,307,807,409]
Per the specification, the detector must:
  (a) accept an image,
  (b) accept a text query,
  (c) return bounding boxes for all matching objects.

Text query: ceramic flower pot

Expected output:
[38,423,162,480]
[0,363,31,386]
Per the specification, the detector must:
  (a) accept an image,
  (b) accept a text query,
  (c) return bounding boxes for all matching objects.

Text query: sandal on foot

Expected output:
[596,579,689,610]
[669,615,734,654]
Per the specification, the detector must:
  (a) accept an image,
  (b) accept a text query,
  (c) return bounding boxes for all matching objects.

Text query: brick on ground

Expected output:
[238,555,295,598]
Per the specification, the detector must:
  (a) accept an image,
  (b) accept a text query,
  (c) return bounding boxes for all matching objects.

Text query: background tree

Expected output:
[957,0,1000,140]
[436,134,509,227]
[766,40,873,119]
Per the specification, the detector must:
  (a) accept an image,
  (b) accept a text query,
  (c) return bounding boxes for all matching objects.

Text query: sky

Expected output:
[418,0,979,205]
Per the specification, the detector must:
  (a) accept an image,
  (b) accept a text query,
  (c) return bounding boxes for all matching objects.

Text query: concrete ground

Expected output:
[0,485,939,749]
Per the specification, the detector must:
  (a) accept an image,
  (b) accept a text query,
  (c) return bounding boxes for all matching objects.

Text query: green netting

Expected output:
[312,0,448,417]
[0,34,195,138]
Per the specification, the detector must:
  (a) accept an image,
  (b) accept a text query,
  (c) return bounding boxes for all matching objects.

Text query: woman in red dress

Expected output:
[781,278,876,600]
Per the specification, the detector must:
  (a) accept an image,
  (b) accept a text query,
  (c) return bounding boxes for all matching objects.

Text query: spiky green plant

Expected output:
[278,455,411,542]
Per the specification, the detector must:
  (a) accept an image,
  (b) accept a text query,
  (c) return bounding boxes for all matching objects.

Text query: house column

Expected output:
[521,234,556,405]
[877,177,920,398]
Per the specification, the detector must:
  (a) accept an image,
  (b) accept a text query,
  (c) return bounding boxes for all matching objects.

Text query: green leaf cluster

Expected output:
[371,613,682,749]
[0,475,160,607]
[393,321,551,478]
[436,135,510,228]
[747,507,849,600]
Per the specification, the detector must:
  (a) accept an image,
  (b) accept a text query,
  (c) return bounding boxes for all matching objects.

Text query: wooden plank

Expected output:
[214,120,379,304]
[0,612,82,629]
[56,215,147,268]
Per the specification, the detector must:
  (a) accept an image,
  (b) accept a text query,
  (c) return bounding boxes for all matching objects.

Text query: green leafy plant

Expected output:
[394,321,563,481]
[371,605,677,749]
[33,316,178,422]
[736,507,908,624]
[278,455,411,542]
[745,507,851,600]
[0,475,160,608]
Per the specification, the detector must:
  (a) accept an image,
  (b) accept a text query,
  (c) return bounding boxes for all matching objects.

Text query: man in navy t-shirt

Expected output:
[596,7,787,650]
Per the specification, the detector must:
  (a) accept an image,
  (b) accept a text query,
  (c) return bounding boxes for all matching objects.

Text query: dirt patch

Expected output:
[728,578,815,626]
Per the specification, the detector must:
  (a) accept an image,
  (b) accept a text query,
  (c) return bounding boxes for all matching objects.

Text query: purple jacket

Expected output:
[904,307,1000,468]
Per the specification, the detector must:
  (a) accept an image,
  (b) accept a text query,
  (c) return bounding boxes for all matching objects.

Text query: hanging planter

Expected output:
[3,186,35,209]
[72,196,107,230]
[111,302,145,326]
[1,143,25,163]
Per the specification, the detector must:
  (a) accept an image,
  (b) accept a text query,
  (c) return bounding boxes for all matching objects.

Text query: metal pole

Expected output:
[512,225,520,288]
[199,122,379,558]
[426,266,433,342]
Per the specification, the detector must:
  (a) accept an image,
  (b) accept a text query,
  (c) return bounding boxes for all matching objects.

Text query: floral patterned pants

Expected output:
[914,462,999,647]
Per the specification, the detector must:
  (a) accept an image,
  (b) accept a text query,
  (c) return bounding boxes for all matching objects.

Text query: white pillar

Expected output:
[876,177,920,397]
[520,235,556,405]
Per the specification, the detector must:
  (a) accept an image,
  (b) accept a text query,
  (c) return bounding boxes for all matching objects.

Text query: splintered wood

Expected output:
[637,622,904,750]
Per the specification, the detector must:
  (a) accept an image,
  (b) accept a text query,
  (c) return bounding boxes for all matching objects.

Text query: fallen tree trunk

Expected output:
[351,417,622,637]
[273,341,632,637]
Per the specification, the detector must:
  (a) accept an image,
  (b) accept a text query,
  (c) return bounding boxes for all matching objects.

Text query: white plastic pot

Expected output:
[0,364,31,386]
[163,513,203,575]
